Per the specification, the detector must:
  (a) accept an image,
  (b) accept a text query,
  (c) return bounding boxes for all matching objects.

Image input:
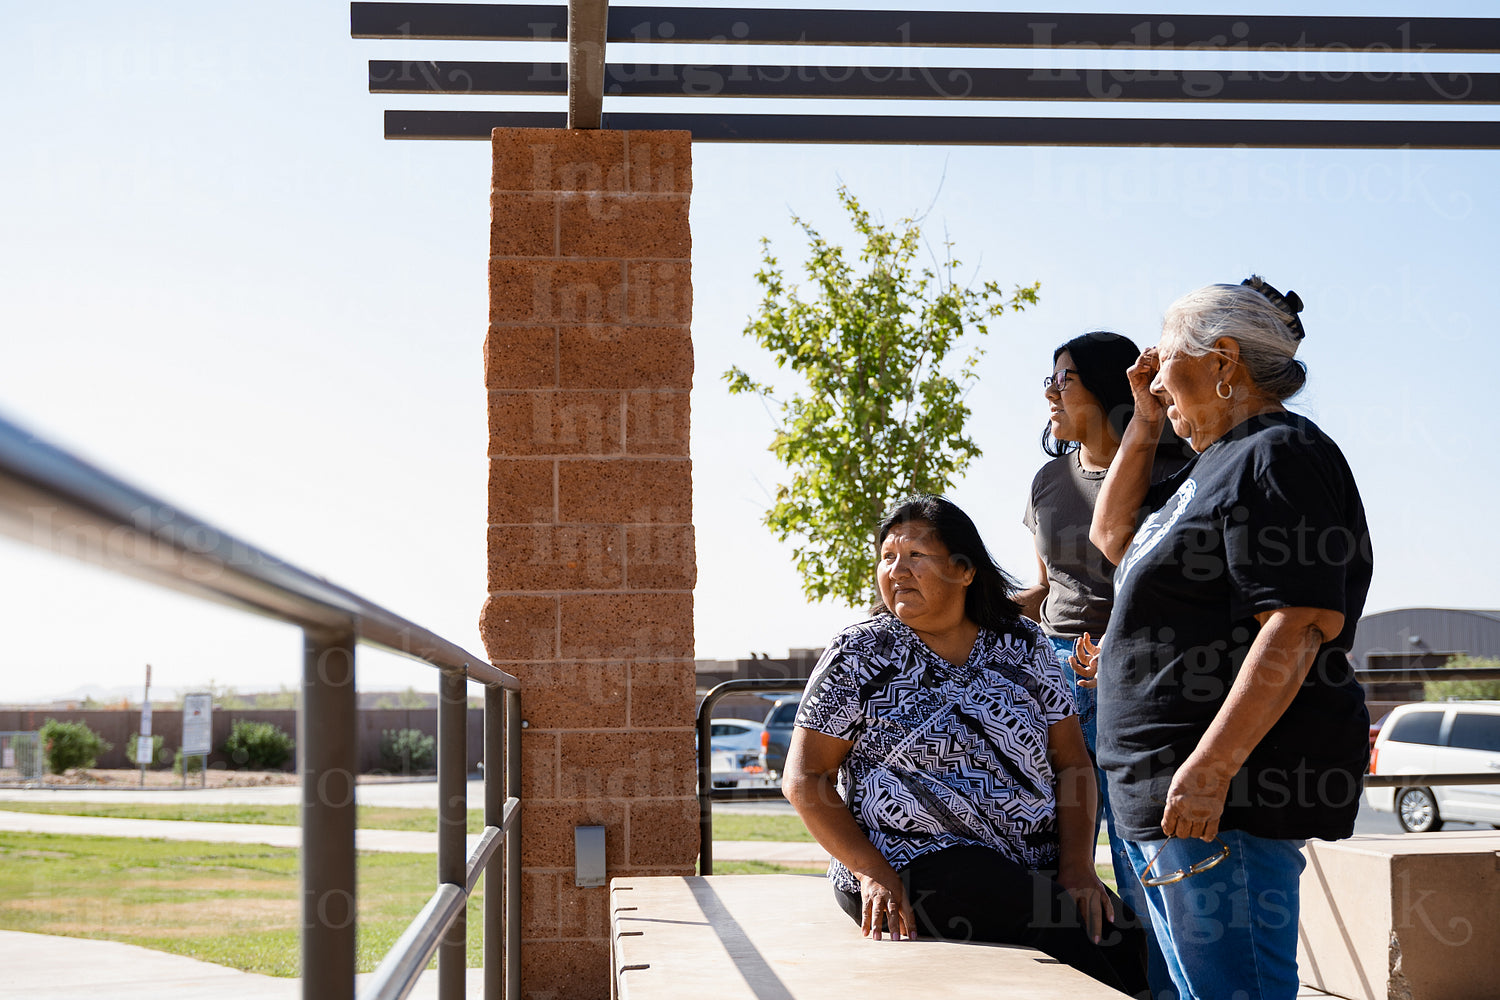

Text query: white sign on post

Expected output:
[137,736,154,764]
[182,693,213,756]
[140,703,153,737]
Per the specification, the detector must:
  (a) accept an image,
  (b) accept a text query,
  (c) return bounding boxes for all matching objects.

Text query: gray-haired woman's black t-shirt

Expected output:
[1097,411,1372,842]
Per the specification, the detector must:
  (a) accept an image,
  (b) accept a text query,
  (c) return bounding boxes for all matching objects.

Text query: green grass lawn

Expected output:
[707,812,812,841]
[0,832,482,976]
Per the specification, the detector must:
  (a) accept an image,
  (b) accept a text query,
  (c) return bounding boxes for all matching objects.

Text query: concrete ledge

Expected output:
[610,874,1126,1000]
[1297,832,1500,1000]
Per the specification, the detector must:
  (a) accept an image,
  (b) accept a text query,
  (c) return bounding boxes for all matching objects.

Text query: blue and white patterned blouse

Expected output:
[795,614,1075,893]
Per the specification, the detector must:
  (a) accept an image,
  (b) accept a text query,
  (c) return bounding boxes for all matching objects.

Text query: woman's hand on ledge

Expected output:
[856,863,918,941]
[1057,862,1114,945]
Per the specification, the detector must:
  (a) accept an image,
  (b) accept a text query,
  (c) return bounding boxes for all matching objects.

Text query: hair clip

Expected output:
[1241,275,1305,341]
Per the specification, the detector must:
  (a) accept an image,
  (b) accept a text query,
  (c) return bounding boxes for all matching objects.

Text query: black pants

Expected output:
[834,845,1149,998]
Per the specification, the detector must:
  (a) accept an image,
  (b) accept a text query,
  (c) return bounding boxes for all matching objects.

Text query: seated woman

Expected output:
[783,495,1147,997]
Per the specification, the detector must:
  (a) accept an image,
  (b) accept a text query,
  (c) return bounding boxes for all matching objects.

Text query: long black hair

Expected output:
[872,494,1025,635]
[1040,330,1143,458]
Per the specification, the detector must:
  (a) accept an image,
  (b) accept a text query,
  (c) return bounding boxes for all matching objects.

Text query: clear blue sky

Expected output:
[2,1,1497,702]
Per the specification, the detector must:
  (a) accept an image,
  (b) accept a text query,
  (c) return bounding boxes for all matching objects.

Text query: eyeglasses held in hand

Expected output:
[1043,368,1080,390]
[1140,837,1231,887]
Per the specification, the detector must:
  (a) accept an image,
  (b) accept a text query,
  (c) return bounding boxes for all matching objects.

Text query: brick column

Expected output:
[479,127,696,1000]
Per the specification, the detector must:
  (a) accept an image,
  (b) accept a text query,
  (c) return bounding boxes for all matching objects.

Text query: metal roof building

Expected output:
[1352,608,1500,668]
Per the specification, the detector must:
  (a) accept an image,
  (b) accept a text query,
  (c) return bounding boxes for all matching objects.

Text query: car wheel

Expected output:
[1396,787,1443,833]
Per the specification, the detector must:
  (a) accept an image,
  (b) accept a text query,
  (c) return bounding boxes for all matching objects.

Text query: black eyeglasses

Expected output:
[1043,368,1079,390]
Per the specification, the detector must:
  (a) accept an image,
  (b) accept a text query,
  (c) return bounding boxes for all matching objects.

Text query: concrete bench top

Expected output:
[610,874,1128,1000]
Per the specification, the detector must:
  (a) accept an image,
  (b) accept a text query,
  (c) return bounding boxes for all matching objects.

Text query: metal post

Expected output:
[566,0,608,128]
[697,703,714,875]
[438,669,468,1000]
[301,623,359,1000]
[505,687,522,1000]
[483,683,503,1000]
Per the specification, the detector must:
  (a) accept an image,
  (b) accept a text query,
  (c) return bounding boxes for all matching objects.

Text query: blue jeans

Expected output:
[1123,832,1306,1000]
[1049,635,1175,999]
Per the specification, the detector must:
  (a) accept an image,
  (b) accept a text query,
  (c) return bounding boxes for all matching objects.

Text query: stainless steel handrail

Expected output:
[0,412,519,1000]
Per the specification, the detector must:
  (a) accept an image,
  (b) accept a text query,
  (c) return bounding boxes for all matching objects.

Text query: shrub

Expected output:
[125,733,167,767]
[40,718,112,774]
[223,720,295,770]
[380,728,436,773]
[174,752,204,776]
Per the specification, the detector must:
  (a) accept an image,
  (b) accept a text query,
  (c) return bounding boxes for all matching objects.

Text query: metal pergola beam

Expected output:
[370,60,1500,104]
[350,4,1500,52]
[383,110,1500,148]
[567,0,607,128]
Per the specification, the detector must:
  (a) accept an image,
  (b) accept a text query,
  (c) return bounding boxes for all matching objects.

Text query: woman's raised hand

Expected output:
[858,866,919,941]
[1127,348,1167,427]
[1069,631,1101,690]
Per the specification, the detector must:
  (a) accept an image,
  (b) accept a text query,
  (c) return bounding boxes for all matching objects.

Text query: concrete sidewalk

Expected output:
[0,929,483,1000]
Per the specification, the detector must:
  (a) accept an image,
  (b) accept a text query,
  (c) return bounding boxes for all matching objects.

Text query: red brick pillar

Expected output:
[479,128,696,999]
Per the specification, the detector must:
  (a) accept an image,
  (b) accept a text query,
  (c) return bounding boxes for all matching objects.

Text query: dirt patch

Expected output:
[31,768,299,789]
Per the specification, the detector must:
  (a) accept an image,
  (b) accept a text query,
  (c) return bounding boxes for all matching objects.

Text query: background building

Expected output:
[1354,608,1500,718]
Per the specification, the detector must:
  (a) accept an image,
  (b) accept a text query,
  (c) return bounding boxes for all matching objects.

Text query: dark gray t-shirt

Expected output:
[1023,452,1114,638]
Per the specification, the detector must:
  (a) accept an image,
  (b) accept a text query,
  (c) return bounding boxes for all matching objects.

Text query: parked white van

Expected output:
[1366,701,1500,832]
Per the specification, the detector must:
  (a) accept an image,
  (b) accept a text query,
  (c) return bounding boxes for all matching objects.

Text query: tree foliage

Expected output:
[725,187,1039,605]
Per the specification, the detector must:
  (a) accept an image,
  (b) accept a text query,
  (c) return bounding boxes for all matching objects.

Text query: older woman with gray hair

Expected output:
[1088,277,1373,1000]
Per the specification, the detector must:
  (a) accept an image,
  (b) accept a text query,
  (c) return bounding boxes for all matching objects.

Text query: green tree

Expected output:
[725,187,1039,605]
[1425,655,1500,701]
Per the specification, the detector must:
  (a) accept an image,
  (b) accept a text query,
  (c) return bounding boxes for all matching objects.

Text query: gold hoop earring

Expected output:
[1216,381,1234,400]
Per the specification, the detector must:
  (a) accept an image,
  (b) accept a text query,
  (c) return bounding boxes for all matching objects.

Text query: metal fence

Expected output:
[0,731,42,786]
[1356,666,1500,790]
[696,677,808,875]
[693,665,1500,874]
[0,413,519,1000]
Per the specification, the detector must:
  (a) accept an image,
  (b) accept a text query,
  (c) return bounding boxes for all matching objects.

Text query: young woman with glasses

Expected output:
[1019,330,1189,998]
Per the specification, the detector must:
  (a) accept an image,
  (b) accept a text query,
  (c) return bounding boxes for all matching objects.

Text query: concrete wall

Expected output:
[478,127,696,999]
[1298,833,1500,1000]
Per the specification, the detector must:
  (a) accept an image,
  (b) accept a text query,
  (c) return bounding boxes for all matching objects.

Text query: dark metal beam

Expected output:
[351,4,1500,52]
[370,59,1500,104]
[384,109,1500,148]
[567,0,607,127]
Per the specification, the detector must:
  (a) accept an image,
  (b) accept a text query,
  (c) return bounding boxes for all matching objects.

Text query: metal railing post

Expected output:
[695,678,810,875]
[438,669,468,1000]
[302,623,360,1000]
[483,683,503,1000]
[506,687,522,1000]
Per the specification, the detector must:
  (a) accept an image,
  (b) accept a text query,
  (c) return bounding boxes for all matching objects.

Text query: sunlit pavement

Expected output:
[0,929,484,1000]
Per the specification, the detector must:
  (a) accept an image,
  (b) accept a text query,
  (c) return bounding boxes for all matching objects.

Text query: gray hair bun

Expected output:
[1241,275,1306,341]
